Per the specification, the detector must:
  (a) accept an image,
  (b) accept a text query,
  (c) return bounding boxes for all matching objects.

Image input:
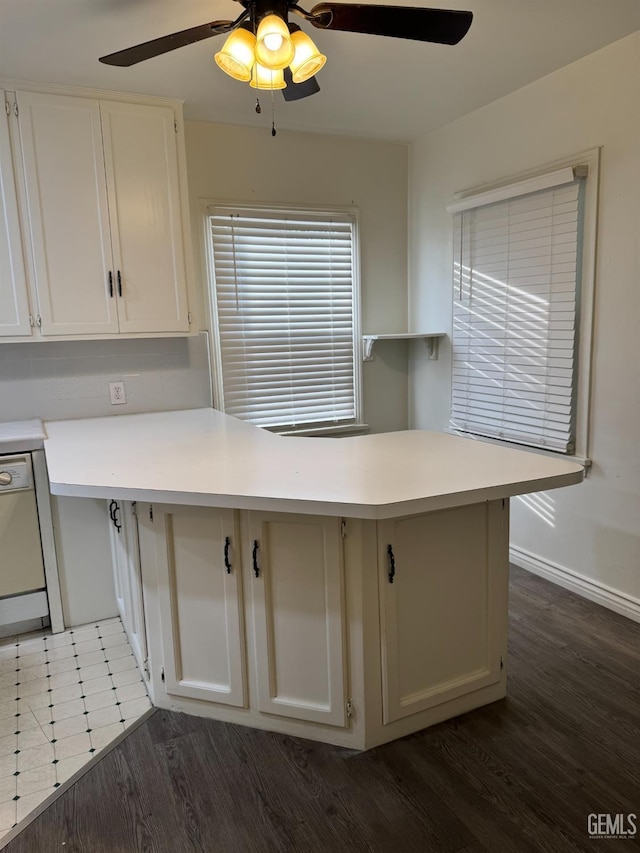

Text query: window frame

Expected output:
[446,148,600,462]
[202,199,364,435]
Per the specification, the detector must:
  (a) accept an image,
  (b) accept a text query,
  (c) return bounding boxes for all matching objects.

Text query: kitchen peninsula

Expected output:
[44,408,583,749]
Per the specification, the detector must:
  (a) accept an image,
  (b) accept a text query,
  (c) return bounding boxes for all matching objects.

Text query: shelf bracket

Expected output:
[363,337,376,361]
[424,337,440,360]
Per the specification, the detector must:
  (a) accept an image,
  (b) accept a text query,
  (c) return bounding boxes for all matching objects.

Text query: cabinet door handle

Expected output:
[387,544,396,584]
[252,540,260,578]
[108,271,114,298]
[117,270,123,297]
[224,536,232,574]
[109,499,122,533]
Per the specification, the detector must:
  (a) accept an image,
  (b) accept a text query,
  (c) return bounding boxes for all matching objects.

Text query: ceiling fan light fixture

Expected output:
[250,62,287,90]
[289,30,326,83]
[255,14,295,70]
[214,27,256,81]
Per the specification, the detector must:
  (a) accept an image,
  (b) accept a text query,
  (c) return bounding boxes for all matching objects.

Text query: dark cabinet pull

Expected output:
[387,544,396,584]
[252,540,260,578]
[113,502,122,532]
[224,536,232,574]
[117,270,122,297]
[108,271,114,298]
[109,499,122,533]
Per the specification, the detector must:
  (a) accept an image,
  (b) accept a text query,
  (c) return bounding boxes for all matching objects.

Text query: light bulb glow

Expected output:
[289,30,326,83]
[263,32,283,52]
[255,14,294,70]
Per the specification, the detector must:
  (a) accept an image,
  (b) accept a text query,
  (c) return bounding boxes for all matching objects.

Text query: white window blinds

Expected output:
[209,206,357,430]
[451,177,584,453]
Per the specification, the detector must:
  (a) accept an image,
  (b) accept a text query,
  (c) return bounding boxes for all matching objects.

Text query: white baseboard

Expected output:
[510,545,640,624]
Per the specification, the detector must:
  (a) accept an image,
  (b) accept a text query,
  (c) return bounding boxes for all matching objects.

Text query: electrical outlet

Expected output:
[109,381,127,405]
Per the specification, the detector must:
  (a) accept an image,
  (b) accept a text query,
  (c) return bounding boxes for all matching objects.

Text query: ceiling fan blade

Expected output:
[282,68,321,101]
[99,20,237,67]
[308,4,472,45]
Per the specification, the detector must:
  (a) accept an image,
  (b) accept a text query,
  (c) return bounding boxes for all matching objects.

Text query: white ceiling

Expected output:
[1,0,639,142]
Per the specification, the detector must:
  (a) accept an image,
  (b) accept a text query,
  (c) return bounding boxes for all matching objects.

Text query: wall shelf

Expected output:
[362,333,447,362]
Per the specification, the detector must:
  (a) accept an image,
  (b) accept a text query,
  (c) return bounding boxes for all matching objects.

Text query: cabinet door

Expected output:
[154,505,246,707]
[108,500,131,629]
[107,500,148,674]
[247,512,347,727]
[122,504,148,676]
[17,91,118,335]
[100,102,189,334]
[378,501,507,725]
[0,90,32,337]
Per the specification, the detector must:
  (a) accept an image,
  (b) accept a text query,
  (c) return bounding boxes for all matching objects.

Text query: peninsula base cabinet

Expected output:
[245,512,347,728]
[149,505,246,708]
[136,506,348,730]
[106,500,148,677]
[377,501,507,728]
[129,499,509,750]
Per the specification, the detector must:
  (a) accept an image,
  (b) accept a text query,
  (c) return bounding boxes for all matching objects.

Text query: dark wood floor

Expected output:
[6,566,640,853]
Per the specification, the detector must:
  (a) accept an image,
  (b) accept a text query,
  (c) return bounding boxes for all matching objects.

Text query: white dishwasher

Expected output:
[0,453,48,622]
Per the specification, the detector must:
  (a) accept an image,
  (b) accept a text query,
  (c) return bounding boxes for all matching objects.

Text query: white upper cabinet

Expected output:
[16,90,189,337]
[0,90,32,337]
[100,102,188,334]
[17,92,117,336]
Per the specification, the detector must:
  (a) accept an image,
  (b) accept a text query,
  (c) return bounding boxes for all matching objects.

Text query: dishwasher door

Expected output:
[0,454,46,597]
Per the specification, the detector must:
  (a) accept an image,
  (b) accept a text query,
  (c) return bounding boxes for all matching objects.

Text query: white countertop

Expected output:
[43,408,584,519]
[0,419,46,454]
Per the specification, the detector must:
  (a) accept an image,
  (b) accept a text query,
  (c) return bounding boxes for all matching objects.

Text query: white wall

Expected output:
[0,333,212,627]
[184,121,409,433]
[408,33,640,608]
[0,334,211,422]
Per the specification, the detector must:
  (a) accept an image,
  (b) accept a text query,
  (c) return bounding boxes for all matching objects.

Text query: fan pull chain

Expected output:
[255,98,261,114]
[271,88,277,136]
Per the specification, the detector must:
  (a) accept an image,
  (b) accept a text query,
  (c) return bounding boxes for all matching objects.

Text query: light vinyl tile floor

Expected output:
[0,618,150,843]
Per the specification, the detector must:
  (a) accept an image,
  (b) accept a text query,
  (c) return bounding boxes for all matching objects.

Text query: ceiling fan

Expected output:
[99,0,473,101]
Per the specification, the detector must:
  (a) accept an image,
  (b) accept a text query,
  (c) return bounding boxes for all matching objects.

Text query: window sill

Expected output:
[443,427,591,473]
[276,423,370,438]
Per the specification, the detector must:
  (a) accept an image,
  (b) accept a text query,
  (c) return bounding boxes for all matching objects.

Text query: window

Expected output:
[447,156,598,456]
[207,205,360,432]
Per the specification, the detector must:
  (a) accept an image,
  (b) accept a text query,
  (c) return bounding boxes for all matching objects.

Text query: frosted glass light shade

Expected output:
[289,30,327,83]
[214,28,256,82]
[250,63,286,90]
[255,14,294,70]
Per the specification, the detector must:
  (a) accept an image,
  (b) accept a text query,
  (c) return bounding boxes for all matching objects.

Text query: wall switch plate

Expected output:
[109,381,127,405]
